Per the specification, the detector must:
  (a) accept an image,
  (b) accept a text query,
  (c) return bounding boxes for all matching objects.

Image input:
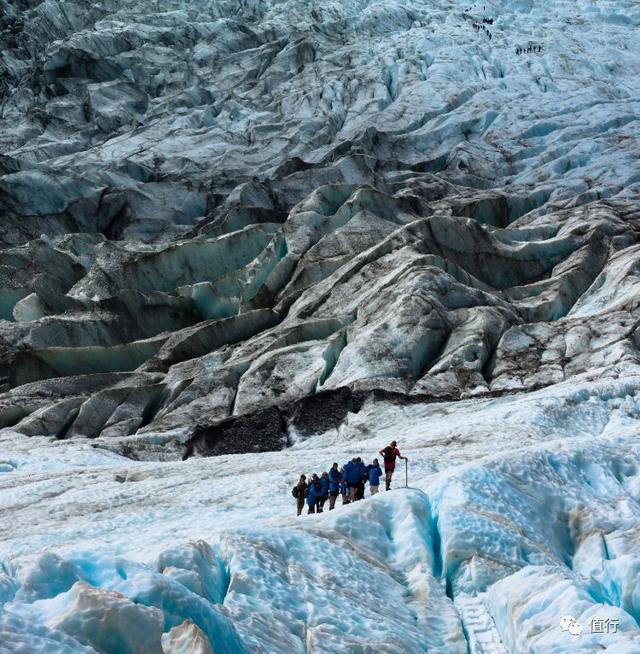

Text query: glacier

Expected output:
[4,378,640,652]
[1,0,640,651]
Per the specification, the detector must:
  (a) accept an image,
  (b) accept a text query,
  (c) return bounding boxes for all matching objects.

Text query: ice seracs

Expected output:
[1,0,640,651]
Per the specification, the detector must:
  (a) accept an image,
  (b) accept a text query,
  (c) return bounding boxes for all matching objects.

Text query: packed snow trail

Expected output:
[454,595,507,654]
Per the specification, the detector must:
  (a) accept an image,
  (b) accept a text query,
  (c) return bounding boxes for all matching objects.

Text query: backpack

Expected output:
[292,485,299,498]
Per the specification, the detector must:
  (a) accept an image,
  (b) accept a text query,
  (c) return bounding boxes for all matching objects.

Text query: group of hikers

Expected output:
[463,4,495,39]
[471,22,493,39]
[292,441,408,516]
[516,45,543,54]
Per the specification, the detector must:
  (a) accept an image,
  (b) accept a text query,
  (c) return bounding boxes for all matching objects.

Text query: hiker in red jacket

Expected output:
[379,440,408,491]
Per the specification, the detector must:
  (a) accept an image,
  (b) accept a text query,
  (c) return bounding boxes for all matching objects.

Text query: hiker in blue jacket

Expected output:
[306,473,321,514]
[343,457,361,503]
[328,463,341,510]
[318,472,330,513]
[368,458,383,496]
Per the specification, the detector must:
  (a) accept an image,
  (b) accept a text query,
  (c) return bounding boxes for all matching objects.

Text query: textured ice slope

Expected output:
[4,376,640,651]
[1,0,640,652]
[0,0,639,450]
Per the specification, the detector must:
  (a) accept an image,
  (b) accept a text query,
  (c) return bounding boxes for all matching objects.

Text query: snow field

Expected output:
[4,374,640,651]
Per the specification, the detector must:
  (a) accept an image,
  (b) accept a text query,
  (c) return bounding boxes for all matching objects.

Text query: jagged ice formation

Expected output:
[1,0,640,652]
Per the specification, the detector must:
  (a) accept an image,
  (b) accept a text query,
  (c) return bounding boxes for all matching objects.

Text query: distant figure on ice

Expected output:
[368,459,383,495]
[293,474,307,516]
[380,440,408,490]
[306,473,322,514]
[328,463,341,510]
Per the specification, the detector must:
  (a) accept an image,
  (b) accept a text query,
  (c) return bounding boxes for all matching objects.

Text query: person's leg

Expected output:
[349,484,357,502]
[317,499,324,513]
[297,498,304,516]
[370,485,378,496]
[308,504,315,514]
[385,468,393,490]
[329,494,336,510]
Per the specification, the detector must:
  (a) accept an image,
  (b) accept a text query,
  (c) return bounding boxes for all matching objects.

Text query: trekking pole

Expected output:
[405,459,408,488]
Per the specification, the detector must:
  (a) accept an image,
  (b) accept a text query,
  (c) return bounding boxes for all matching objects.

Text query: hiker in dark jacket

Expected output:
[339,471,349,505]
[368,459,383,496]
[306,474,321,514]
[355,457,366,500]
[318,472,330,512]
[293,474,308,516]
[328,463,341,510]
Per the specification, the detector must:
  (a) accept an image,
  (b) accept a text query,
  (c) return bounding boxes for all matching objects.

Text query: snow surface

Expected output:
[4,373,640,651]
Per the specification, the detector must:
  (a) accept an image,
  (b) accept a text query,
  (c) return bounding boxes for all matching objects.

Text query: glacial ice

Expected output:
[1,0,640,651]
[2,547,243,654]
[0,611,99,654]
[2,374,640,651]
[161,620,213,654]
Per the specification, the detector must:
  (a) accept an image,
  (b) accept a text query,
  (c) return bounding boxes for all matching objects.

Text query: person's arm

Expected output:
[398,449,408,461]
